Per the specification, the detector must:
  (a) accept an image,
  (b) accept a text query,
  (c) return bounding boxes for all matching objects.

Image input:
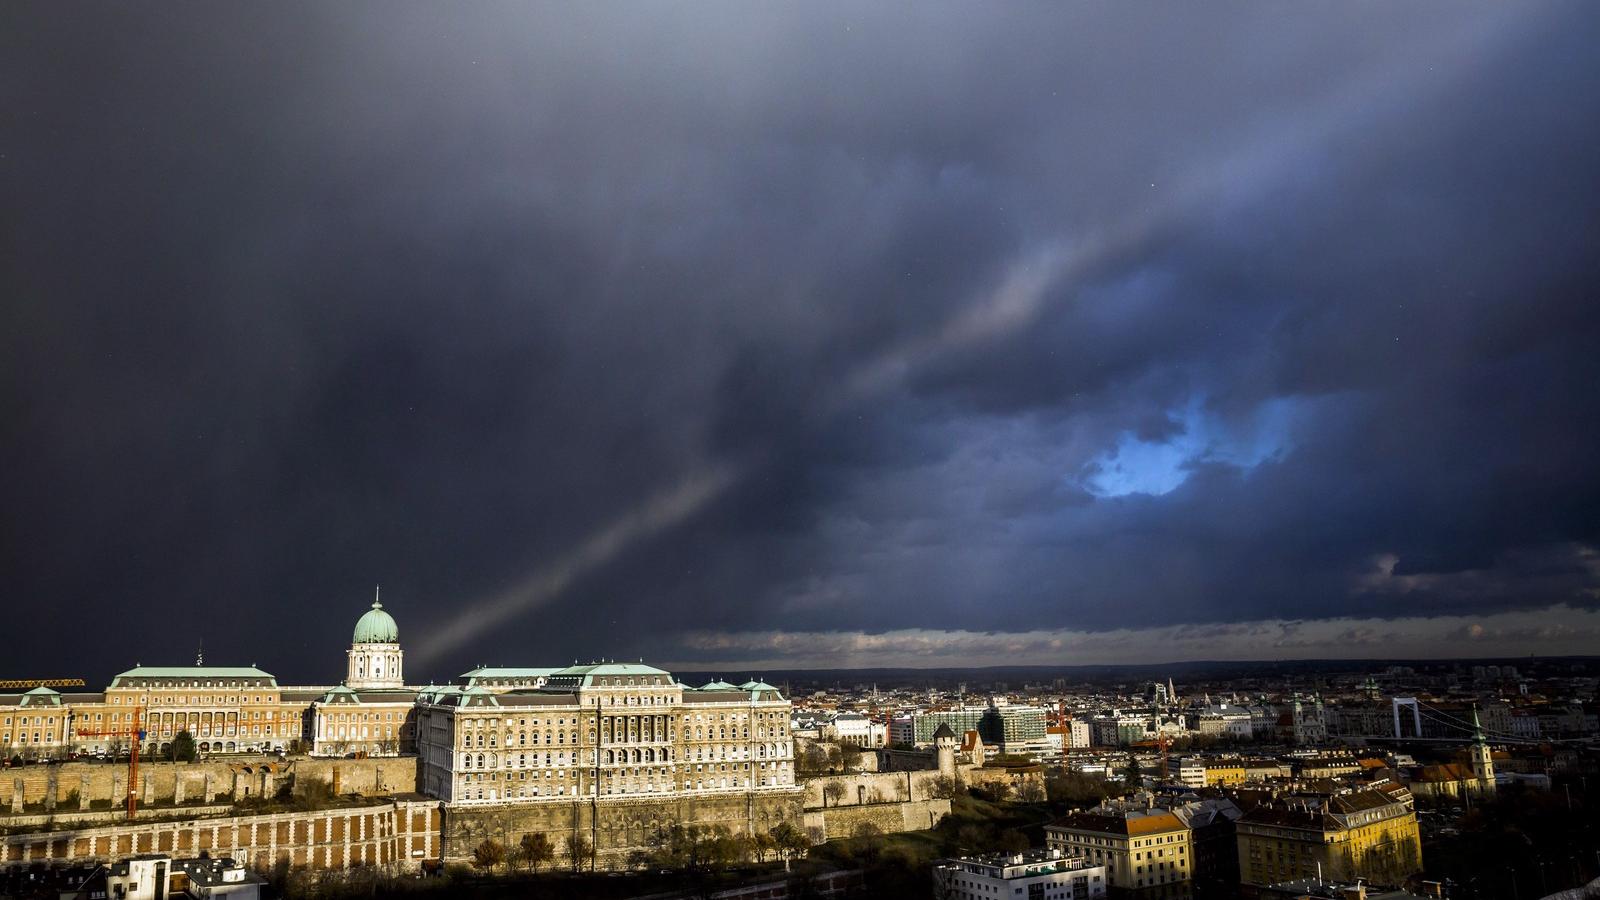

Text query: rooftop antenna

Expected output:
[196,638,203,667]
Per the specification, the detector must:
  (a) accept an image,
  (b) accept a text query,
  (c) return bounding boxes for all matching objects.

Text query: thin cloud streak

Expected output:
[412,461,746,666]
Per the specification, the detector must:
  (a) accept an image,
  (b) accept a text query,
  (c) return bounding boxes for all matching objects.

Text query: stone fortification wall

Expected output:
[1,797,441,873]
[443,789,805,870]
[800,799,950,841]
[2,756,418,815]
[879,748,938,773]
[800,769,947,809]
[961,763,1045,796]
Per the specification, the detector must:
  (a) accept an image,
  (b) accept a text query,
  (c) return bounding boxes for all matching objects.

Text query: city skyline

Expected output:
[4,2,1599,678]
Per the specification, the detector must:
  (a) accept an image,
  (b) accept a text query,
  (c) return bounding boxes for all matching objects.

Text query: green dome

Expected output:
[353,599,399,643]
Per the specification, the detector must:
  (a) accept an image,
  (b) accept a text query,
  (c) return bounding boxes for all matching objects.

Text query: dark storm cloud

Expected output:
[1,2,1597,680]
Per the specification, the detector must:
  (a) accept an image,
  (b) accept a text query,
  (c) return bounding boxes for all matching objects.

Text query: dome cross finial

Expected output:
[373,584,382,609]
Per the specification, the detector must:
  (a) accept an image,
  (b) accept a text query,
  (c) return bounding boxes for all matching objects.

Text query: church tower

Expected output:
[347,588,403,690]
[1469,705,1496,794]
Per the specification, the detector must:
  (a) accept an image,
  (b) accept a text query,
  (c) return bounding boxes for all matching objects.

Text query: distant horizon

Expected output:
[13,652,1595,694]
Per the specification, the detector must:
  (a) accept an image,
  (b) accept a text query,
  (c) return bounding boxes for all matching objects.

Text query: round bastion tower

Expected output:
[347,588,403,690]
[933,721,958,781]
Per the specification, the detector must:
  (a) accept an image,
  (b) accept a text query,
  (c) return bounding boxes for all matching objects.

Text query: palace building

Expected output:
[415,662,795,805]
[3,668,304,759]
[306,596,420,758]
[1,598,799,817]
[2,600,804,874]
[1,595,421,760]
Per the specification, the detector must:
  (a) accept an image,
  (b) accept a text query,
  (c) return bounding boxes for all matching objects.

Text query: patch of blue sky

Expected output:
[1083,396,1297,497]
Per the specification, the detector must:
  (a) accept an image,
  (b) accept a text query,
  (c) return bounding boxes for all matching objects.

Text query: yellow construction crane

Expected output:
[0,678,87,689]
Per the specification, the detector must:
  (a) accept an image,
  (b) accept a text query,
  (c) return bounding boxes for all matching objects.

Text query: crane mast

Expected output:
[75,706,144,819]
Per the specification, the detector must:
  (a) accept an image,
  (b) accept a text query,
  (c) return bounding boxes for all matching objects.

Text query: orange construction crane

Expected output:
[0,678,86,690]
[75,706,144,819]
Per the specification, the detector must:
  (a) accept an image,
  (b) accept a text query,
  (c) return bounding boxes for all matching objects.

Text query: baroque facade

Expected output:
[306,597,419,757]
[0,597,422,761]
[3,668,305,759]
[415,662,796,805]
[2,601,801,808]
[0,598,425,759]
[414,662,802,870]
[2,602,809,874]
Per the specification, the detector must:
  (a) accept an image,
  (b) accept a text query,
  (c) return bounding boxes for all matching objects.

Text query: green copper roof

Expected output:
[110,666,277,687]
[353,599,399,643]
[543,661,673,689]
[460,667,560,680]
[20,687,62,707]
[461,686,500,707]
[700,680,738,691]
[554,662,668,677]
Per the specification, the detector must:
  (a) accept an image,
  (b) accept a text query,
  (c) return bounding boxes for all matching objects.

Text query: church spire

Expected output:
[1469,703,1496,793]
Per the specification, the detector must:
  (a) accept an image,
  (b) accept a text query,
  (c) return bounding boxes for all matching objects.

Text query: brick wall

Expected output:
[1,797,441,873]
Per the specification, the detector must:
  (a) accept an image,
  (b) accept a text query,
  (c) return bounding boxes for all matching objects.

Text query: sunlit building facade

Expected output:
[415,663,795,805]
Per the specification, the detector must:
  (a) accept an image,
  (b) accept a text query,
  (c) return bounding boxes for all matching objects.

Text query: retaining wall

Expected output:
[800,770,947,809]
[1,756,417,815]
[801,799,950,841]
[1,797,441,873]
[443,789,806,870]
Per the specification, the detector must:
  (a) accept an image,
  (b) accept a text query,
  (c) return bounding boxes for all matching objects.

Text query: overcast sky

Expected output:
[3,2,1598,685]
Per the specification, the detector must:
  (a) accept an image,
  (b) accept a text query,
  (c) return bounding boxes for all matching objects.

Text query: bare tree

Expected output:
[752,831,777,863]
[564,833,591,872]
[796,742,831,776]
[839,742,863,772]
[517,832,554,872]
[822,780,847,807]
[769,822,810,872]
[471,839,506,873]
